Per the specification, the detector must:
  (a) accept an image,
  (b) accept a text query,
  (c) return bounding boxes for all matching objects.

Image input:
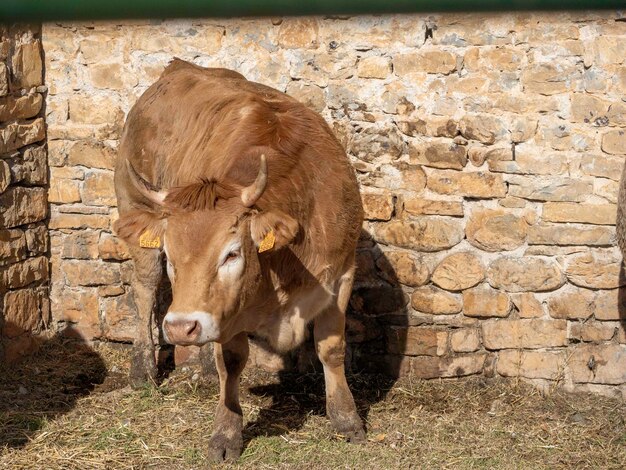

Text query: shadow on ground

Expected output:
[0,327,108,448]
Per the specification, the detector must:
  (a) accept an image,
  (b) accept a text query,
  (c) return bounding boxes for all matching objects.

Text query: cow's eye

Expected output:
[223,251,240,264]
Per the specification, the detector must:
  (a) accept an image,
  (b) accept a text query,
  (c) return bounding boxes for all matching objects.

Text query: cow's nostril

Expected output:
[186,321,199,337]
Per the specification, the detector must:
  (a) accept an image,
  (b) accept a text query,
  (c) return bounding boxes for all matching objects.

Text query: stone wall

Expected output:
[0,24,49,362]
[42,12,625,397]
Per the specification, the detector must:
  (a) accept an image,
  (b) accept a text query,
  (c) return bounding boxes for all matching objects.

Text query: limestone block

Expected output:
[569,344,626,384]
[386,326,448,356]
[11,40,43,89]
[411,285,462,315]
[488,257,564,292]
[508,176,592,202]
[0,93,43,121]
[61,260,121,286]
[432,252,484,291]
[53,230,99,259]
[511,293,544,318]
[546,287,595,320]
[102,292,136,342]
[482,319,567,350]
[521,64,572,95]
[277,18,319,49]
[371,218,464,252]
[466,209,528,252]
[570,322,617,342]
[49,212,110,230]
[68,95,124,125]
[403,198,464,217]
[0,118,45,154]
[361,191,394,221]
[565,252,623,289]
[570,93,610,123]
[0,229,26,265]
[68,141,116,170]
[459,114,507,144]
[357,56,391,79]
[594,289,626,321]
[394,50,457,75]
[497,350,566,380]
[409,140,467,170]
[0,186,47,228]
[11,145,48,186]
[3,287,47,337]
[0,256,48,290]
[54,288,101,340]
[450,328,481,353]
[375,251,430,287]
[25,224,48,255]
[488,151,568,176]
[528,224,615,246]
[81,171,116,206]
[427,170,507,198]
[463,284,511,318]
[543,202,617,225]
[48,178,81,204]
[580,155,624,181]
[0,159,9,193]
[601,129,626,155]
[0,63,8,96]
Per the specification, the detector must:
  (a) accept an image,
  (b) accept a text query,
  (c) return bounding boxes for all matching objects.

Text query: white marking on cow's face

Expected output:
[163,237,175,283]
[162,311,219,344]
[217,239,244,281]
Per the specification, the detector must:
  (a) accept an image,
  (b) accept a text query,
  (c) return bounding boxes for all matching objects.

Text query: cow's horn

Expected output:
[241,154,267,207]
[125,159,168,205]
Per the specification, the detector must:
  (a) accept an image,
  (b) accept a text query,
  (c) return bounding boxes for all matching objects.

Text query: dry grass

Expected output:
[1,338,624,469]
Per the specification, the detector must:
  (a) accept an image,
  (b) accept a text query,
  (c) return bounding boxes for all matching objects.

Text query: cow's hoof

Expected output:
[208,432,243,462]
[330,413,366,443]
[343,426,366,443]
[129,349,157,390]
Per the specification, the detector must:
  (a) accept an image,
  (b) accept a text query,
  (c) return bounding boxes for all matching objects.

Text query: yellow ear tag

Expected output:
[258,229,275,253]
[139,230,161,249]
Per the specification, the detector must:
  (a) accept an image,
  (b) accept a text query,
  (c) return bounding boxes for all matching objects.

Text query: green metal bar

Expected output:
[0,0,624,22]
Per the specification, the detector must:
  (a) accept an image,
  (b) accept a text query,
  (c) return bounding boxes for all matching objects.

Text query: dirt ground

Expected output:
[0,338,624,469]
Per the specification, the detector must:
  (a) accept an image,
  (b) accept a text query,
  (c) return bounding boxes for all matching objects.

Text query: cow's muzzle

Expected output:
[162,311,219,345]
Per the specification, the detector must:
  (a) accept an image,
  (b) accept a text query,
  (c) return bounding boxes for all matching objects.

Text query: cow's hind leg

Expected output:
[314,269,365,442]
[127,244,162,389]
[208,332,249,462]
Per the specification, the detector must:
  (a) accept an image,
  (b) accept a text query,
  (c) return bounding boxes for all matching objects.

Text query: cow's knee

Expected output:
[317,339,346,369]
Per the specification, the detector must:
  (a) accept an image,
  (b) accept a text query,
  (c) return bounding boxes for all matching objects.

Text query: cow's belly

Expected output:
[255,284,335,353]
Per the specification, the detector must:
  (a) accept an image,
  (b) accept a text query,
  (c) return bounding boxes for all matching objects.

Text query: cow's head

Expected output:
[114,155,298,346]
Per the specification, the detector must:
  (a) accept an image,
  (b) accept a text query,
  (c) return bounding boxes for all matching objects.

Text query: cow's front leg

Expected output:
[314,273,365,442]
[128,245,162,389]
[208,332,249,462]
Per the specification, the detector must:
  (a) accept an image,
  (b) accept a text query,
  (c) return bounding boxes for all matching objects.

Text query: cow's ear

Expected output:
[113,209,166,250]
[250,210,299,252]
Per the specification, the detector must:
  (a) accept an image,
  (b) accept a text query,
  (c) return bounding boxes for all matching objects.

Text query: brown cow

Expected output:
[113,59,365,461]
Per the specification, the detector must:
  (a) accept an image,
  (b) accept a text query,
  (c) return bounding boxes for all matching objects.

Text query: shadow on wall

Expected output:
[0,326,107,448]
[242,229,408,443]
